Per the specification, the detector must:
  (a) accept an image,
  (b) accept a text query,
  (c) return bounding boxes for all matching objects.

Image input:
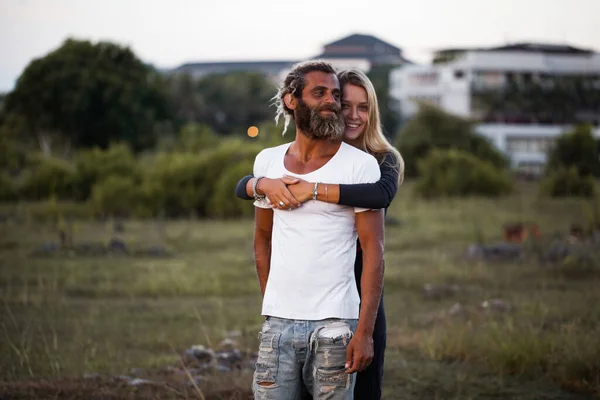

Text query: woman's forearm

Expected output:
[235,175,254,200]
[314,183,340,204]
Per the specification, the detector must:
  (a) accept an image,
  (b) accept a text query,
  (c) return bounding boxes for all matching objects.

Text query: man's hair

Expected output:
[273,60,337,135]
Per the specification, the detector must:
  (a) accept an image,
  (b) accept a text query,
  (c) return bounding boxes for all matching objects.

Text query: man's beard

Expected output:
[295,98,345,140]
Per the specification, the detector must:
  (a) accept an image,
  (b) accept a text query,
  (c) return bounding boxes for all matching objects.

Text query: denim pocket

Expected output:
[254,330,281,384]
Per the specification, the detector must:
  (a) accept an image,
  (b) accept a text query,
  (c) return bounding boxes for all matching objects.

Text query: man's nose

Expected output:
[323,92,338,105]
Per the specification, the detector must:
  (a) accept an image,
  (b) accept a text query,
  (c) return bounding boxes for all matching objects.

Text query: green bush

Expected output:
[395,104,508,177]
[19,155,76,200]
[72,143,138,200]
[208,160,255,219]
[145,139,262,217]
[545,124,600,178]
[539,167,596,198]
[0,173,17,201]
[159,123,221,152]
[415,149,513,198]
[90,175,146,217]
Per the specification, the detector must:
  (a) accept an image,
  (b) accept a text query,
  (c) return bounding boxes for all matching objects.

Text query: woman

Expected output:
[235,69,404,399]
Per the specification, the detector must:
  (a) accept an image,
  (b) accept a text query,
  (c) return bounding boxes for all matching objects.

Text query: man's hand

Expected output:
[344,332,374,374]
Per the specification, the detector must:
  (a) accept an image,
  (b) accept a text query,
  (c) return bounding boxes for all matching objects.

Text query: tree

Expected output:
[195,72,276,134]
[545,124,600,177]
[395,104,508,177]
[0,112,29,171]
[164,73,205,127]
[3,38,171,152]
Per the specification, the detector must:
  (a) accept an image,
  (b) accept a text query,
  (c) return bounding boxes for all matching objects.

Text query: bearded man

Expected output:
[250,61,384,400]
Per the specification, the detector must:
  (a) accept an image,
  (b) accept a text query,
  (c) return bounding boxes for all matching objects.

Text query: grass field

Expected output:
[1,182,599,399]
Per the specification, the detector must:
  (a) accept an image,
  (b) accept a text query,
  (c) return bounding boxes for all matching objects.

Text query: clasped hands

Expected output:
[258,175,312,210]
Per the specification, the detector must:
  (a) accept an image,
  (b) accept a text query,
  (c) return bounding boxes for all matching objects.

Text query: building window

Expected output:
[506,136,555,153]
[408,72,439,86]
[517,162,544,176]
[472,71,505,90]
[408,95,441,106]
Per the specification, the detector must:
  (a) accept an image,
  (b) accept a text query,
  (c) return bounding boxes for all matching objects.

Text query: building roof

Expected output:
[169,33,411,76]
[435,42,595,59]
[314,34,411,65]
[490,42,593,54]
[173,60,297,76]
[451,51,600,74]
[324,33,402,53]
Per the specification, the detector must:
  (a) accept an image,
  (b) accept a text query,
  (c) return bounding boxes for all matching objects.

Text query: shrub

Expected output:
[545,124,600,178]
[19,155,76,200]
[90,175,146,217]
[0,173,16,201]
[208,160,256,219]
[72,143,138,200]
[145,139,262,217]
[395,104,508,177]
[415,149,513,198]
[539,167,596,198]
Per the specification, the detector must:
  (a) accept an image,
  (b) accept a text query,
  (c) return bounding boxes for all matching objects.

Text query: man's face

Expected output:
[294,71,344,140]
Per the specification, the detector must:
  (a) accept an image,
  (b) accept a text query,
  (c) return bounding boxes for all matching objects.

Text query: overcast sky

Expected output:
[1,0,599,92]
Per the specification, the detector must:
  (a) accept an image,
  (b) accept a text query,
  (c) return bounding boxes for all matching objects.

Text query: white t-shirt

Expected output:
[253,141,381,320]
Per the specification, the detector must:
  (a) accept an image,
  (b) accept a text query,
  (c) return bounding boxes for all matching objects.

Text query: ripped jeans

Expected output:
[253,317,358,400]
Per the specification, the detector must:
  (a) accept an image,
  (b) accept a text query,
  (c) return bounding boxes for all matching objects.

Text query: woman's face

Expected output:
[342,84,369,142]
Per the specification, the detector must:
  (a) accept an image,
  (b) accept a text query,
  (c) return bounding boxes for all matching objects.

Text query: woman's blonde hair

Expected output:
[338,69,404,184]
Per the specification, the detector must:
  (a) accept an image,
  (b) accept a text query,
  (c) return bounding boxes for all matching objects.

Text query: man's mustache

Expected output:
[316,104,341,114]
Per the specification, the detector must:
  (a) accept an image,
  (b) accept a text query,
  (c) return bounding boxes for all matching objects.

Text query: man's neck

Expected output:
[290,128,342,163]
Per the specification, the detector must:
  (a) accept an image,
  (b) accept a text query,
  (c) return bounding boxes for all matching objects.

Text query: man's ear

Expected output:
[284,93,297,111]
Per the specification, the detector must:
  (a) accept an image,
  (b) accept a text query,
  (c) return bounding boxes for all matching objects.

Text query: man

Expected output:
[251,60,385,400]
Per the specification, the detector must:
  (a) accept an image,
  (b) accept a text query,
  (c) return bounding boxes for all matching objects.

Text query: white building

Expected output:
[390,43,600,174]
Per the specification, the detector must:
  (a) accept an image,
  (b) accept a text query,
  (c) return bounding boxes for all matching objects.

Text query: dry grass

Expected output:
[1,181,599,399]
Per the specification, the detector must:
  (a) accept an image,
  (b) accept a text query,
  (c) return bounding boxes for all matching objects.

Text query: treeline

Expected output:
[1,38,598,218]
[0,122,290,218]
[0,39,278,154]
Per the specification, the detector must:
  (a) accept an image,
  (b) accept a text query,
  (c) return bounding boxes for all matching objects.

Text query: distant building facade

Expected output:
[390,43,600,174]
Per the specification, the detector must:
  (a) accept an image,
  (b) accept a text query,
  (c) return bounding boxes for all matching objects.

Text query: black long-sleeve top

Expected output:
[234,152,400,210]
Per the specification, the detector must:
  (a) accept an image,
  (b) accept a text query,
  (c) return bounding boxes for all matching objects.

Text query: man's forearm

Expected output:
[254,237,271,296]
[356,243,384,336]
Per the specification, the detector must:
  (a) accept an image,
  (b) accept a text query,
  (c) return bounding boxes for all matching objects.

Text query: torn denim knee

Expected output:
[253,323,281,387]
[310,320,355,395]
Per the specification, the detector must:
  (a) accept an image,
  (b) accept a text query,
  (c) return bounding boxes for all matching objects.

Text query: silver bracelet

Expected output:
[312,182,319,201]
[253,177,266,201]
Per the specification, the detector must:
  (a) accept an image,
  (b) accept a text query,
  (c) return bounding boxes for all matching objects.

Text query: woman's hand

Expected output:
[287,176,314,203]
[258,177,302,210]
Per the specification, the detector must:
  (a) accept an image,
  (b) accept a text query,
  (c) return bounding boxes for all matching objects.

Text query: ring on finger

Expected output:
[279,200,284,206]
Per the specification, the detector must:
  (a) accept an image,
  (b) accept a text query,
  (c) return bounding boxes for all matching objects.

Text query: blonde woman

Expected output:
[235,69,404,399]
